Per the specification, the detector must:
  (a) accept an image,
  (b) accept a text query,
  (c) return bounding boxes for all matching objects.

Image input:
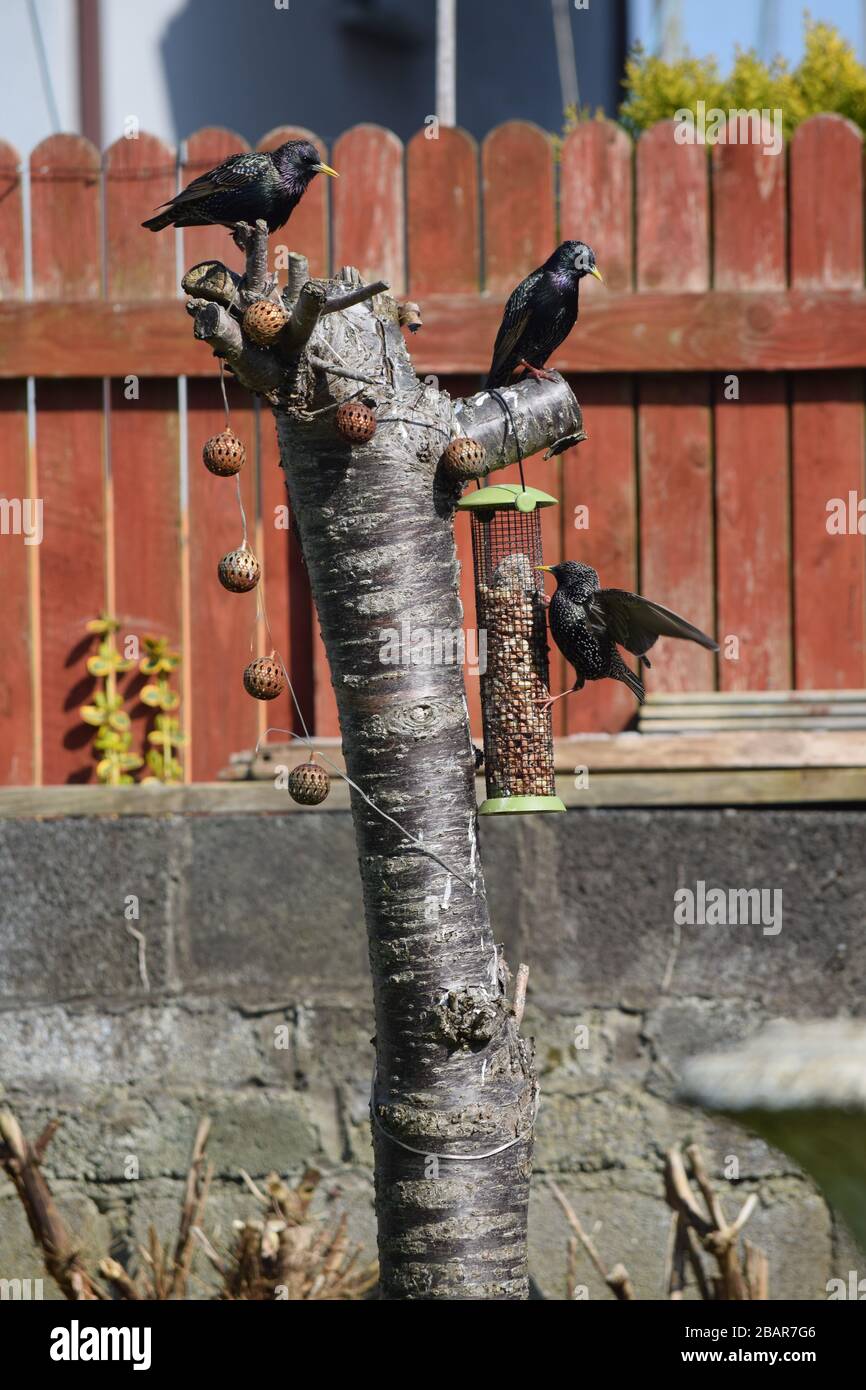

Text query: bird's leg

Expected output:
[231,221,254,252]
[517,359,558,384]
[535,686,578,713]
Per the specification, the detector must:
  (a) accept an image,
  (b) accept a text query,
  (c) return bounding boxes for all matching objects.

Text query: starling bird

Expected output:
[537,561,718,707]
[484,241,602,389]
[142,140,338,234]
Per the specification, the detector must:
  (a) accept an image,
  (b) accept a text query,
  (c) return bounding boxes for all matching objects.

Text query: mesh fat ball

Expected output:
[243,298,289,346]
[203,428,246,477]
[335,400,377,443]
[218,546,261,593]
[442,437,486,482]
[456,484,565,816]
[243,654,285,701]
[288,761,330,805]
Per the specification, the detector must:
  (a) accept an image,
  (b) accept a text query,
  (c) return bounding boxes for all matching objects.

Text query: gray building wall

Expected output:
[1,799,863,1299]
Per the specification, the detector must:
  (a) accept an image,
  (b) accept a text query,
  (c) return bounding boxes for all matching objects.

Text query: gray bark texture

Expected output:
[186,226,584,1300]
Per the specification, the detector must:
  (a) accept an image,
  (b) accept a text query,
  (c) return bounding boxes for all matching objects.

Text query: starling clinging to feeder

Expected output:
[484,241,602,389]
[142,140,338,234]
[537,561,718,707]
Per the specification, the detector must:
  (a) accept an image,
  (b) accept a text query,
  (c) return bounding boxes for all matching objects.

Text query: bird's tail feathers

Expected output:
[142,210,174,232]
[611,653,645,703]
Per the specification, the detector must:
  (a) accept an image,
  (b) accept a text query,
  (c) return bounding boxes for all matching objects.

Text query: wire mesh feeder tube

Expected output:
[457,485,565,815]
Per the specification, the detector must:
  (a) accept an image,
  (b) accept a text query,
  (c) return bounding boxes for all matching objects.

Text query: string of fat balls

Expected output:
[203,366,478,892]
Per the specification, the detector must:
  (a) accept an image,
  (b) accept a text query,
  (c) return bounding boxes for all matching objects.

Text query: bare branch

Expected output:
[187,299,284,395]
[512,962,529,1027]
[323,280,390,315]
[278,280,327,355]
[307,354,382,387]
[181,260,242,308]
[242,219,270,296]
[547,1177,636,1300]
[454,375,585,474]
[285,252,310,305]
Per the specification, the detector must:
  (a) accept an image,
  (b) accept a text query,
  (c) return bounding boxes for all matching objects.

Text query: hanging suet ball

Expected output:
[335,400,377,443]
[442,437,486,482]
[243,654,285,701]
[218,546,261,593]
[288,761,330,805]
[203,428,246,477]
[243,298,289,346]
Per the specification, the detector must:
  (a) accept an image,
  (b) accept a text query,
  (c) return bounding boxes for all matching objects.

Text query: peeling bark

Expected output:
[185,227,584,1300]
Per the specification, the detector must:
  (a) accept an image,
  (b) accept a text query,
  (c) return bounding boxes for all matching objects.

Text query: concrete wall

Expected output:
[1,800,864,1299]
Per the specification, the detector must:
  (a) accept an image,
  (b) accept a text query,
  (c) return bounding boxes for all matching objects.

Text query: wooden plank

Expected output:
[791,116,865,691]
[0,382,33,785]
[481,122,554,295]
[0,139,24,297]
[792,372,866,688]
[33,134,106,783]
[638,374,715,693]
[637,121,709,291]
[712,138,790,692]
[0,142,29,785]
[561,376,637,733]
[636,122,714,694]
[5,289,866,377]
[791,115,863,290]
[105,132,176,300]
[106,131,182,774]
[180,127,249,281]
[30,136,101,299]
[561,120,633,294]
[555,730,866,770]
[407,126,478,297]
[257,125,331,281]
[1,762,863,819]
[331,125,405,292]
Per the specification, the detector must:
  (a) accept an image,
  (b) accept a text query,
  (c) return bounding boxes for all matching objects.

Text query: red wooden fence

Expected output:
[1,116,865,784]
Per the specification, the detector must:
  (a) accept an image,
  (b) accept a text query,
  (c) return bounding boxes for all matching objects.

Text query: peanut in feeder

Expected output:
[457,484,565,815]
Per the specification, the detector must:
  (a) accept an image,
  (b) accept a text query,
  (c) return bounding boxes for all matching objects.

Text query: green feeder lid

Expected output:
[457,484,558,513]
[479,794,567,816]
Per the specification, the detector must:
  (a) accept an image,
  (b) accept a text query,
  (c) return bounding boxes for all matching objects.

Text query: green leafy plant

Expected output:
[139,635,186,784]
[79,616,143,785]
[618,17,866,139]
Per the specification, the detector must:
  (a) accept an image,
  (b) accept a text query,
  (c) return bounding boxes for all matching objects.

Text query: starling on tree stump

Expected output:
[142,140,338,234]
[485,241,602,389]
[538,561,718,707]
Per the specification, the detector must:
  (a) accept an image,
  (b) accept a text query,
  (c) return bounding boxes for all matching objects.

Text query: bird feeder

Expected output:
[457,484,565,815]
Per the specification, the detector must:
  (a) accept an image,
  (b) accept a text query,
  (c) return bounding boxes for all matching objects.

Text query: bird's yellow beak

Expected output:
[536,566,552,573]
[590,265,604,282]
[313,162,339,178]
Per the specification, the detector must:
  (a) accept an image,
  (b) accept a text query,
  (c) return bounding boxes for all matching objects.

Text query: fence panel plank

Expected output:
[332,125,405,292]
[562,377,638,733]
[105,132,183,775]
[637,122,714,693]
[713,139,790,691]
[561,120,633,293]
[33,136,106,782]
[0,143,30,784]
[408,127,478,297]
[791,115,866,690]
[482,122,554,295]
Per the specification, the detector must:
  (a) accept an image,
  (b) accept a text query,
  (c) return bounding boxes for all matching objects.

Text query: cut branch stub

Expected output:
[455,375,585,475]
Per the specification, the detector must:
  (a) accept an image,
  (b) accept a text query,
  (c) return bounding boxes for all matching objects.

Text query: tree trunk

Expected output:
[186,227,583,1300]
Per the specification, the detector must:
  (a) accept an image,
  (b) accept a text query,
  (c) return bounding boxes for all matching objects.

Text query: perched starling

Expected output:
[142,140,338,234]
[484,241,602,389]
[537,561,718,707]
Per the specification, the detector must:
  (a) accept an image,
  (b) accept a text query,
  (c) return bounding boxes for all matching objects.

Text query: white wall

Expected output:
[0,0,79,156]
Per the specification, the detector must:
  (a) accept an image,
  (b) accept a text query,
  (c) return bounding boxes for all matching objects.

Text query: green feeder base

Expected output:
[479,794,567,816]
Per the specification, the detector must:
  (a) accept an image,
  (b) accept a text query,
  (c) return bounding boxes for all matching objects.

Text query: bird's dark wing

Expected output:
[485,270,543,385]
[154,154,266,211]
[588,590,719,656]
